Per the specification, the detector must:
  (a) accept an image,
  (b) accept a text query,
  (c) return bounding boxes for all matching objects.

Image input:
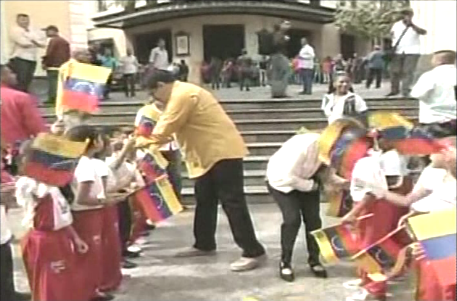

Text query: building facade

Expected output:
[90,0,371,83]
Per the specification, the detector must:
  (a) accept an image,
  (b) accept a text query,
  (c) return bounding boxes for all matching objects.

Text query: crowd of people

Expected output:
[0,6,456,301]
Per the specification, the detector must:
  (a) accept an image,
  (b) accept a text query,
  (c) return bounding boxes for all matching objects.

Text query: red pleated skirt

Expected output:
[100,205,122,292]
[415,259,456,301]
[21,228,86,301]
[72,209,104,300]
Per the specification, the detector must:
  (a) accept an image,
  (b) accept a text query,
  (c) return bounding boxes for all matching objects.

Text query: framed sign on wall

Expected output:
[175,32,190,56]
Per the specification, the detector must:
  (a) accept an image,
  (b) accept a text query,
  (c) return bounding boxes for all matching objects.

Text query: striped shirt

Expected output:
[266,133,322,193]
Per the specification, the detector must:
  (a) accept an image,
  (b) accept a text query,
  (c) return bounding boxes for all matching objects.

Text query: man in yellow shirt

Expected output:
[139,70,266,272]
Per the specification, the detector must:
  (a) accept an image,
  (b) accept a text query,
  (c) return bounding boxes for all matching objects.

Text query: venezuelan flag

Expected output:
[24,133,87,186]
[368,112,414,130]
[133,177,183,223]
[379,126,445,156]
[329,128,370,180]
[138,151,169,183]
[311,223,359,263]
[59,61,111,113]
[353,227,413,275]
[136,116,157,137]
[407,209,456,287]
[325,189,353,217]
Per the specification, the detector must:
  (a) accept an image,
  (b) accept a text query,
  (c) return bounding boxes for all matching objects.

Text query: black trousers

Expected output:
[1,242,16,300]
[117,200,132,252]
[9,58,37,92]
[193,159,265,258]
[123,74,136,97]
[267,183,322,266]
[366,68,382,89]
[239,72,251,91]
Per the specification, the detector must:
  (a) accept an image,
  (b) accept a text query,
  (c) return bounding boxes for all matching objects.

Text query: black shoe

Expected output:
[123,249,140,258]
[13,292,31,301]
[279,262,295,282]
[145,223,156,231]
[122,259,138,269]
[310,263,328,278]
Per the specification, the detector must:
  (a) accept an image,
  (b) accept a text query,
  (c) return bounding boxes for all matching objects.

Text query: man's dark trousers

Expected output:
[9,57,37,92]
[193,159,265,258]
[47,69,59,104]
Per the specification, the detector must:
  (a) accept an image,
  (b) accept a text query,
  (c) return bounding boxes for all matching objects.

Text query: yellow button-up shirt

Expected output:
[145,81,248,179]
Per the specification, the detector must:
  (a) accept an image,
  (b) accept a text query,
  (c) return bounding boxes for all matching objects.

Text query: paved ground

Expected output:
[31,79,392,103]
[8,204,415,301]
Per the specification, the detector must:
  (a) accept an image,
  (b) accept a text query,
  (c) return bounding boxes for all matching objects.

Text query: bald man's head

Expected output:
[432,50,456,67]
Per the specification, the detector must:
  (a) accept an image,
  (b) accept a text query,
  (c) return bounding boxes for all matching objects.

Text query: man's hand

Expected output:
[341,213,356,225]
[51,120,65,136]
[410,242,426,261]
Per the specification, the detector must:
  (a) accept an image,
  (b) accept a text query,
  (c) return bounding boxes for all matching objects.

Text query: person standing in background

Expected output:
[101,48,117,100]
[89,43,103,66]
[321,56,332,84]
[270,20,292,98]
[179,59,189,82]
[9,14,45,92]
[365,45,384,89]
[387,8,427,97]
[351,53,364,84]
[209,57,223,90]
[120,48,139,98]
[149,39,169,72]
[42,25,70,104]
[238,49,253,92]
[297,37,315,95]
[259,55,268,87]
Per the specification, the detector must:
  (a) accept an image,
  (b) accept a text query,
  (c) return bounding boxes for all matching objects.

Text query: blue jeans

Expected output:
[300,68,314,94]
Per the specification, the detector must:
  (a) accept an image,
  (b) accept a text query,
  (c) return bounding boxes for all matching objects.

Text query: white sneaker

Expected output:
[230,254,267,272]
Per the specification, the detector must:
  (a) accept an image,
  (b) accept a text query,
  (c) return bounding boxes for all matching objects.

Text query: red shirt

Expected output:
[0,85,47,145]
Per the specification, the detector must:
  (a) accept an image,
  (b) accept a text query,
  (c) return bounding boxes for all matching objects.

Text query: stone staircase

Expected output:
[39,97,419,204]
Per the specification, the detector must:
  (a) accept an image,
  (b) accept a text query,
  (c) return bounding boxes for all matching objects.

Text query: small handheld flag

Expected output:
[407,209,456,287]
[60,62,111,113]
[325,189,353,217]
[23,133,87,186]
[311,223,359,263]
[133,176,183,223]
[138,151,169,183]
[136,116,156,137]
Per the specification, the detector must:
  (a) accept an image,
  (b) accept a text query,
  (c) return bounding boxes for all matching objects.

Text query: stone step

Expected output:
[182,170,266,188]
[40,106,419,124]
[181,185,272,204]
[38,97,418,114]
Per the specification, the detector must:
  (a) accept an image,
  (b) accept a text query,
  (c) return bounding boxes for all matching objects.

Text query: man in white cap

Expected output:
[411,49,456,138]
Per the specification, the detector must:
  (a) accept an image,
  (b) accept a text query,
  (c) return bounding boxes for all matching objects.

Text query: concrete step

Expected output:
[40,106,419,124]
[182,170,266,188]
[38,97,418,114]
[181,185,272,204]
[70,115,418,133]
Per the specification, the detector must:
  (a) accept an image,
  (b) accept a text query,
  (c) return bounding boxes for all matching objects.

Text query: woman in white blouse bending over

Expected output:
[321,75,368,124]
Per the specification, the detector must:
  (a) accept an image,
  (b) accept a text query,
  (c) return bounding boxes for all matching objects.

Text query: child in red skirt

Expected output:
[65,125,114,301]
[342,149,412,301]
[372,137,456,301]
[15,141,89,301]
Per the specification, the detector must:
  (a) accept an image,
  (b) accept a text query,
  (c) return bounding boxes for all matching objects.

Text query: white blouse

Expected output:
[321,92,368,124]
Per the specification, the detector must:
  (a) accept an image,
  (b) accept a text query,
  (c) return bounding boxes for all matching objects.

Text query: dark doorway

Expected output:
[340,34,356,60]
[286,29,313,58]
[203,25,245,62]
[133,29,172,64]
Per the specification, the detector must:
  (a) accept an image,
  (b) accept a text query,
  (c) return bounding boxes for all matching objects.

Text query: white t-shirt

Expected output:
[149,47,169,70]
[71,156,104,211]
[411,167,456,212]
[321,92,368,124]
[15,177,73,231]
[0,205,12,244]
[92,158,115,198]
[298,44,315,69]
[120,55,139,74]
[391,20,421,54]
[410,64,457,124]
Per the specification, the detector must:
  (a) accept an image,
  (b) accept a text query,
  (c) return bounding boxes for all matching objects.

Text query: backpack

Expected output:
[257,29,275,56]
